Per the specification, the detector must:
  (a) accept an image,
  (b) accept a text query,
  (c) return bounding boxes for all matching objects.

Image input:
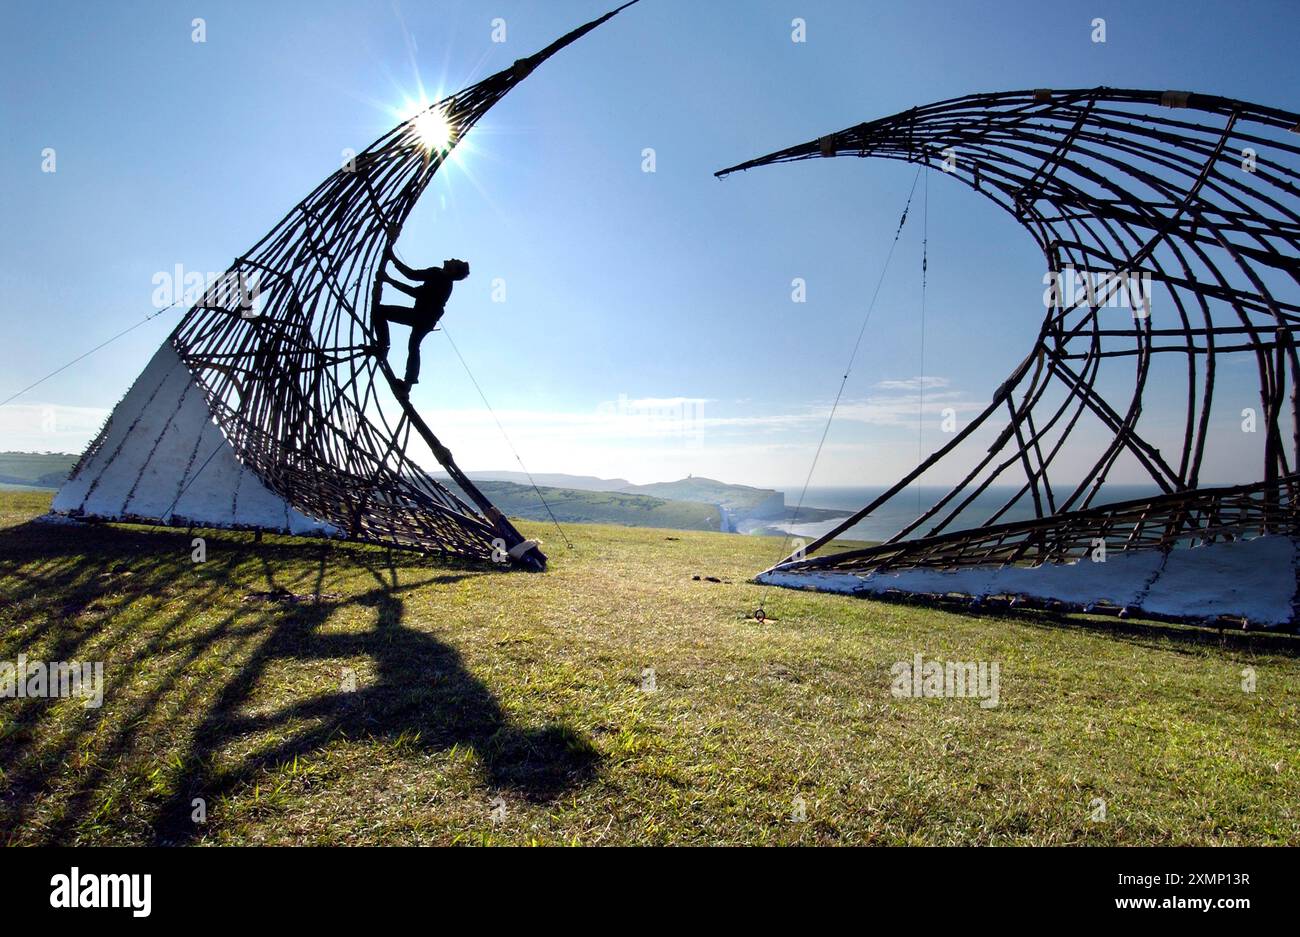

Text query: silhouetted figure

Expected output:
[372,248,470,392]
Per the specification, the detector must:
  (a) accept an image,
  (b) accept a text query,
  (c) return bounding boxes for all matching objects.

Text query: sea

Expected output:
[763,483,1167,543]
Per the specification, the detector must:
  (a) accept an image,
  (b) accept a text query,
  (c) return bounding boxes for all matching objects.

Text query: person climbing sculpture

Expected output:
[371,246,470,392]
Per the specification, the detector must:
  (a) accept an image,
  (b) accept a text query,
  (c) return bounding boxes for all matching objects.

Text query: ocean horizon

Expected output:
[762,483,1172,543]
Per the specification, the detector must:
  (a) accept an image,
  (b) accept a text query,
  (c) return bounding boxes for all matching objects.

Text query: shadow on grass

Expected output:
[0,518,598,845]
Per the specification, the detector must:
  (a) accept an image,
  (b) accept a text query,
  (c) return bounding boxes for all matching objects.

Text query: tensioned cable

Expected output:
[916,169,929,515]
[439,324,572,549]
[0,301,181,408]
[160,439,226,522]
[387,243,571,549]
[755,166,924,617]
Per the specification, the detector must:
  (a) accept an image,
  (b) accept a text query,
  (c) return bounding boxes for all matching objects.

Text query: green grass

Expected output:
[0,489,1297,845]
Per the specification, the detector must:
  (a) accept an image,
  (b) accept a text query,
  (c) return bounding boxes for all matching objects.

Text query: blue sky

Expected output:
[2,0,1297,487]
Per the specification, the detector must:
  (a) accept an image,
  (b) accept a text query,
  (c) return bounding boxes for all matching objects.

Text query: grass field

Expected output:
[1,489,1297,845]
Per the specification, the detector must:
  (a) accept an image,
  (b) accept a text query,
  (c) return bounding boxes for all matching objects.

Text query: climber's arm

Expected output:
[386,253,421,280]
[383,276,421,299]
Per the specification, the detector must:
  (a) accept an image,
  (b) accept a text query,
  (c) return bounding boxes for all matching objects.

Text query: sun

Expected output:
[389,92,478,175]
[410,104,455,153]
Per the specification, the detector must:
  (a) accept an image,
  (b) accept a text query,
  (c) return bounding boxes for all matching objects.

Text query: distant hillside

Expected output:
[4,453,839,535]
[0,452,77,489]
[450,472,852,530]
[438,471,631,492]
[446,479,721,531]
[621,477,785,519]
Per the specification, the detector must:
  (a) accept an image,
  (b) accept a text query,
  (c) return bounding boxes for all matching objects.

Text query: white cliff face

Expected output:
[725,492,798,532]
[746,491,787,520]
[53,342,337,536]
[758,535,1299,628]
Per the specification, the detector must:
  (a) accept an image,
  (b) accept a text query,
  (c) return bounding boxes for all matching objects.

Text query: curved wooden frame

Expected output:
[718,88,1300,593]
[67,2,639,570]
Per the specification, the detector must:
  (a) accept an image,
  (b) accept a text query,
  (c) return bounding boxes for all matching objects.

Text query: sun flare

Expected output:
[409,104,455,153]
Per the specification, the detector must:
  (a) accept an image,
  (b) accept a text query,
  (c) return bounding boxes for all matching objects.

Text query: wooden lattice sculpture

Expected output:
[718,89,1300,627]
[54,2,639,570]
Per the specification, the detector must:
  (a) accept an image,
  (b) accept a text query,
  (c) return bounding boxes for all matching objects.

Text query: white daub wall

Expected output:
[53,341,337,537]
[759,535,1298,627]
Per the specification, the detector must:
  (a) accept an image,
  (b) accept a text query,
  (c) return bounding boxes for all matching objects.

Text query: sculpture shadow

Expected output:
[0,518,598,845]
[846,587,1300,659]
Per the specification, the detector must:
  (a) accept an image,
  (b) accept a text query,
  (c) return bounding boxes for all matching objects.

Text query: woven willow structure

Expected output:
[718,89,1300,616]
[56,3,638,570]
